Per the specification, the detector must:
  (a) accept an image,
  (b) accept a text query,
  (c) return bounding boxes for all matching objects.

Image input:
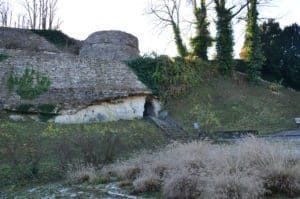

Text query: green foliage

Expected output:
[260,21,300,90]
[259,19,282,81]
[0,118,165,188]
[244,0,265,81]
[8,67,51,100]
[32,30,79,52]
[37,104,56,113]
[190,0,213,60]
[0,53,9,62]
[190,100,221,134]
[215,0,234,75]
[17,104,34,113]
[171,23,188,57]
[268,80,283,93]
[279,24,300,90]
[127,55,202,99]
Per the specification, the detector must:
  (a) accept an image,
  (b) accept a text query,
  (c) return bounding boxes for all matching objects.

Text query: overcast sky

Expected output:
[13,0,300,57]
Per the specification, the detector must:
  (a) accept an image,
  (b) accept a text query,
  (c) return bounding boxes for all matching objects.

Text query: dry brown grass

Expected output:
[101,137,300,199]
[66,163,98,184]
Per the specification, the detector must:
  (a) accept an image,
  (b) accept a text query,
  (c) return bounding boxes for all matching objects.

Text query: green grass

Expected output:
[0,113,166,188]
[166,75,300,134]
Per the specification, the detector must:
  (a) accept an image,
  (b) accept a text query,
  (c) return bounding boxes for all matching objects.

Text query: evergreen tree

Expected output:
[280,24,300,90]
[260,19,282,81]
[190,0,213,60]
[244,0,264,81]
[215,0,234,75]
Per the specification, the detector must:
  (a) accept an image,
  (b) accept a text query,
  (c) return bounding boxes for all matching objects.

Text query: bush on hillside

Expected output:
[127,55,210,99]
[102,137,300,198]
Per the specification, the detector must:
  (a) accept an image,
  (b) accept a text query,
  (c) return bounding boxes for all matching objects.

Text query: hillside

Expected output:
[166,73,300,134]
[127,56,300,135]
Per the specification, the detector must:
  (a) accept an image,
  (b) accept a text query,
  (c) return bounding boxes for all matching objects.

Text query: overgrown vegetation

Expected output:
[190,0,213,61]
[127,55,207,99]
[0,53,9,62]
[32,29,81,54]
[101,137,300,199]
[8,67,51,100]
[214,0,234,75]
[0,117,166,188]
[243,0,265,81]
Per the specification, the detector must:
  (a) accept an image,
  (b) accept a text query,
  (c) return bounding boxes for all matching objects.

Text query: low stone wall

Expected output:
[55,96,146,124]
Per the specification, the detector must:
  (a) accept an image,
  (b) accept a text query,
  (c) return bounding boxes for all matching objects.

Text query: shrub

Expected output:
[127,55,204,99]
[190,100,220,134]
[102,137,300,198]
[8,67,51,100]
[0,53,9,62]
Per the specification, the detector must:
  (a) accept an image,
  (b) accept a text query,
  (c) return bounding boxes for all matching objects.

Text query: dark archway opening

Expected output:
[143,100,155,117]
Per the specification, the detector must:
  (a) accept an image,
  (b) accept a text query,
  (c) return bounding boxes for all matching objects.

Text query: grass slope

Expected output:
[166,75,300,134]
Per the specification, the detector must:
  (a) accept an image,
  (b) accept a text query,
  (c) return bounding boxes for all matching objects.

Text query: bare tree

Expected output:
[0,0,12,27]
[22,0,60,30]
[23,0,38,29]
[48,0,59,30]
[39,0,49,29]
[147,0,188,57]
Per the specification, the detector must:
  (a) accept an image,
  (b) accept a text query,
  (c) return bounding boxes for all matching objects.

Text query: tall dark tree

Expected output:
[260,19,282,81]
[190,0,213,60]
[280,24,300,90]
[214,0,234,75]
[243,0,264,80]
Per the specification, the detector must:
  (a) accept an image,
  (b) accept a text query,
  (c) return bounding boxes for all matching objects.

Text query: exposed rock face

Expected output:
[0,49,151,118]
[0,27,59,52]
[80,31,140,61]
[55,96,146,124]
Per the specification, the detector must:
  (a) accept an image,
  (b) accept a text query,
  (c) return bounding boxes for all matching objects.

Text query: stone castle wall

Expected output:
[0,27,59,52]
[0,29,159,123]
[0,49,150,115]
[80,31,140,61]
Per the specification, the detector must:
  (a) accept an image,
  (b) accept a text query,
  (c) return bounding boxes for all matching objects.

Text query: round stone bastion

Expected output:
[79,30,140,61]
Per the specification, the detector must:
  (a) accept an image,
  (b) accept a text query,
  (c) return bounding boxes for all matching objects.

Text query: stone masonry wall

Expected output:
[80,31,140,61]
[0,49,150,114]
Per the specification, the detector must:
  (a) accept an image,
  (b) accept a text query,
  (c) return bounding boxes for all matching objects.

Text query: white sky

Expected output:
[11,0,300,57]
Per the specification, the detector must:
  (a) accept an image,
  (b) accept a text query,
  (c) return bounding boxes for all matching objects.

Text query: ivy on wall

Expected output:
[8,67,51,100]
[0,53,9,62]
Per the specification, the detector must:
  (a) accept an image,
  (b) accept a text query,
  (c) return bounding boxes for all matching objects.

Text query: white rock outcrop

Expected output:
[54,96,146,124]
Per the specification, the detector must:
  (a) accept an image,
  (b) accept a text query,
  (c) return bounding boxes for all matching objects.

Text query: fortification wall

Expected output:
[80,30,140,61]
[0,49,150,115]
